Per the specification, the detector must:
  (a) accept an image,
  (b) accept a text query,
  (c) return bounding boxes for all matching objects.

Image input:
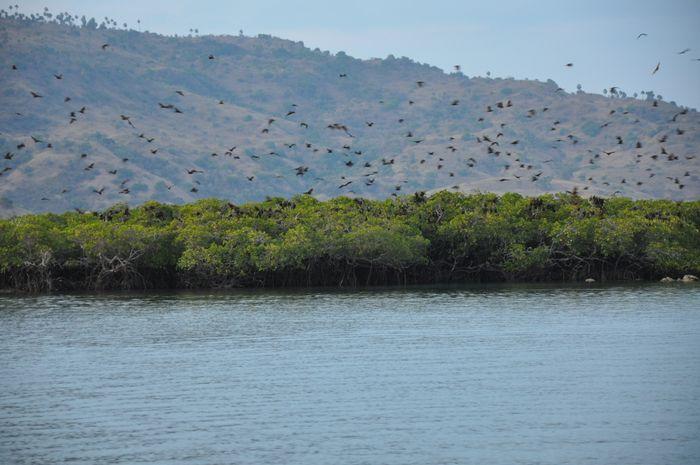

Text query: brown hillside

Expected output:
[0,13,698,215]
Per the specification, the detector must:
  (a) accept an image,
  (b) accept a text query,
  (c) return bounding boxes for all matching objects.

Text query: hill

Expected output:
[0,10,698,215]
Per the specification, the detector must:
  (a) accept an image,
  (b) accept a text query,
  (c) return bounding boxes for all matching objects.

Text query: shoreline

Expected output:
[1,277,697,296]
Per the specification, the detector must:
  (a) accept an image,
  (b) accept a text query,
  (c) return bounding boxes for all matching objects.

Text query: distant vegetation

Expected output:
[1,193,698,291]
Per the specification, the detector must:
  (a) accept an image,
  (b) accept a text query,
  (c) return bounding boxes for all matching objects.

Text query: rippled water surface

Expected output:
[1,284,699,464]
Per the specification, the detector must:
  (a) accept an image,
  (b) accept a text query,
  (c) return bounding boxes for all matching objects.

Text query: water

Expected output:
[1,284,699,465]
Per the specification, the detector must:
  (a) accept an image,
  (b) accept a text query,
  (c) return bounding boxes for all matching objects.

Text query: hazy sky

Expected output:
[13,0,700,108]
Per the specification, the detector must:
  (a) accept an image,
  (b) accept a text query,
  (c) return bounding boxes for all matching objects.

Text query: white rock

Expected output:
[585,278,595,283]
[660,277,675,283]
[681,274,698,282]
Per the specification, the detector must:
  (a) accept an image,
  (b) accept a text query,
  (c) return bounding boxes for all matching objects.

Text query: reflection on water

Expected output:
[1,284,699,465]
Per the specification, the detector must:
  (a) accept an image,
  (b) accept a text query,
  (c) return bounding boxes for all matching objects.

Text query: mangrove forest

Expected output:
[1,192,698,291]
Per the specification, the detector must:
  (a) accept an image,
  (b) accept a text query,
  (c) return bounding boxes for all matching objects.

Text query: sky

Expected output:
[12,0,700,108]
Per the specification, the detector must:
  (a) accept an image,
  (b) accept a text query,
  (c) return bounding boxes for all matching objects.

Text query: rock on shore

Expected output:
[660,275,698,283]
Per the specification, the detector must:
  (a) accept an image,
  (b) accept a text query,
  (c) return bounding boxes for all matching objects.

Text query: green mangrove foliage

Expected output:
[0,193,698,291]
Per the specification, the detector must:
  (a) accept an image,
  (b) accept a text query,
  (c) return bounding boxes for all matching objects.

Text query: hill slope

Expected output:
[0,13,698,215]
